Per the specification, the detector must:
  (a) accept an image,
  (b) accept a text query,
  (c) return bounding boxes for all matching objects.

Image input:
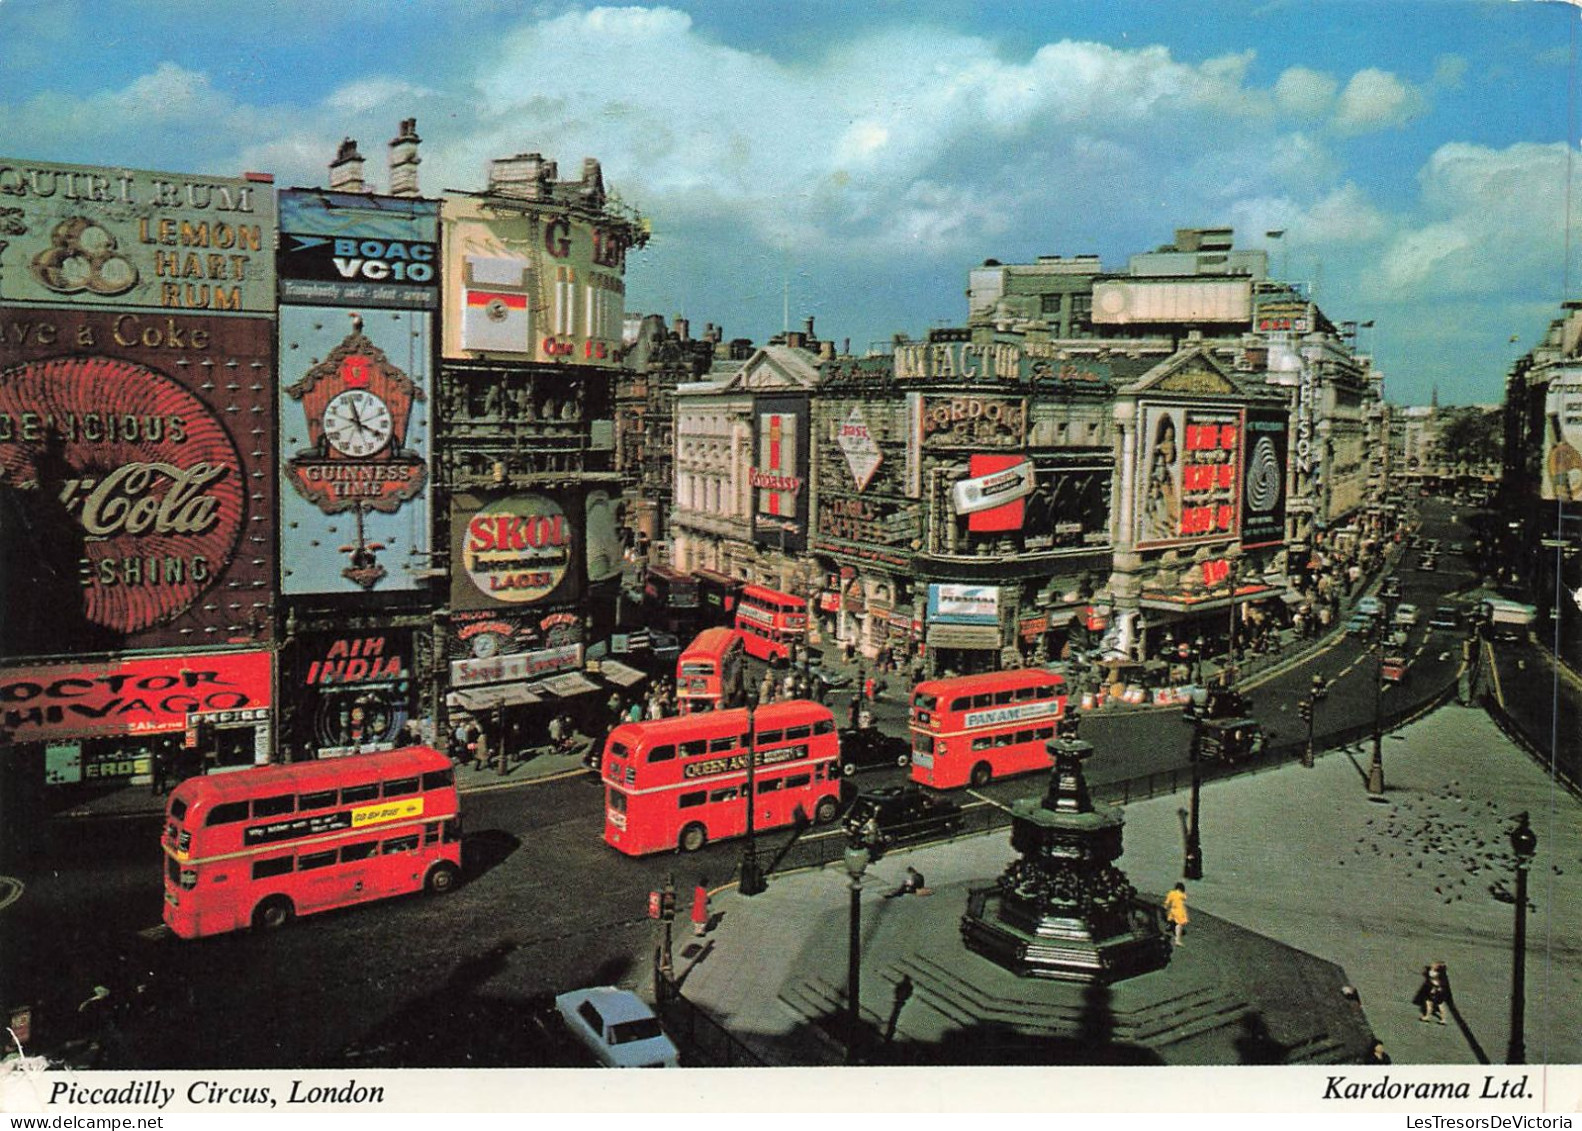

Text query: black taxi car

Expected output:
[842,786,963,850]
[838,726,911,776]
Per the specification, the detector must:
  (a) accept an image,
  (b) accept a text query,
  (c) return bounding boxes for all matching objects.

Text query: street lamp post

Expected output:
[739,693,766,896]
[843,842,870,1064]
[1184,721,1204,880]
[1507,812,1537,1064]
[1367,601,1391,796]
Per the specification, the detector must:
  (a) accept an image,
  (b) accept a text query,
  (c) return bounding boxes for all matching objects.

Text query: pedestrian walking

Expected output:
[150,744,171,796]
[847,695,860,731]
[863,674,875,702]
[1162,882,1189,947]
[1414,962,1450,1024]
[548,713,564,752]
[691,879,711,937]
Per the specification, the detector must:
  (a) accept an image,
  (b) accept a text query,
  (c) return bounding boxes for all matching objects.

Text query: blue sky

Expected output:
[1,0,1576,404]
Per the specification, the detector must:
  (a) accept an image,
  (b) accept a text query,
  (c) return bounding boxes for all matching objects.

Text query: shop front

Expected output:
[2,649,275,789]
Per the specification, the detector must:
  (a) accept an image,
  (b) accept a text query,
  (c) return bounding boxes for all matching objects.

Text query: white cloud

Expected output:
[1370,141,1574,298]
[1274,66,1338,118]
[1332,68,1425,135]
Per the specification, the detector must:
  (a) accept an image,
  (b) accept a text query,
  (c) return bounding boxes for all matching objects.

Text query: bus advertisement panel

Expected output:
[161,746,461,938]
[676,628,746,714]
[909,668,1068,789]
[601,701,841,856]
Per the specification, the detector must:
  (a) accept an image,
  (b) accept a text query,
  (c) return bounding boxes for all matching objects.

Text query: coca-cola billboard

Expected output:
[0,307,275,657]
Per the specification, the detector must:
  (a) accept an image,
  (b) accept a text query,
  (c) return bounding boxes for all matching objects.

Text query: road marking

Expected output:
[0,876,23,912]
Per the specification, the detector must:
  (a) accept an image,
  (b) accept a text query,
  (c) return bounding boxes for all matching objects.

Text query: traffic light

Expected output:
[1298,698,1313,722]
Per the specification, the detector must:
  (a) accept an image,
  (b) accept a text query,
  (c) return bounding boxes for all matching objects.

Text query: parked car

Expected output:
[553,987,679,1068]
[843,785,963,850]
[1182,686,1251,722]
[1356,596,1382,617]
[838,726,911,775]
[1393,603,1420,627]
[1429,605,1462,631]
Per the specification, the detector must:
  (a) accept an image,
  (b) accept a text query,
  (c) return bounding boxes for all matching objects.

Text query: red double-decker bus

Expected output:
[601,700,842,855]
[643,564,699,633]
[676,627,746,714]
[733,584,807,664]
[909,668,1068,789]
[161,747,462,939]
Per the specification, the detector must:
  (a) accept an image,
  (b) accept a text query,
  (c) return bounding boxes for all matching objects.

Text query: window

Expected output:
[299,789,337,811]
[577,1001,606,1035]
[681,740,708,758]
[1015,686,1037,701]
[950,697,969,712]
[169,799,188,821]
[647,744,676,764]
[1036,726,1055,740]
[443,818,461,843]
[610,1018,665,1045]
[251,856,293,880]
[679,791,706,809]
[914,735,934,754]
[993,691,1013,706]
[786,774,811,789]
[340,842,377,863]
[1037,685,1055,700]
[1015,729,1034,745]
[972,736,993,751]
[1041,293,1064,314]
[785,725,811,741]
[914,693,938,711]
[995,732,1014,747]
[708,736,735,754]
[757,729,783,746]
[299,850,337,871]
[973,694,993,708]
[341,783,379,804]
[708,787,739,803]
[421,769,454,792]
[252,794,294,818]
[607,741,630,761]
[757,778,783,794]
[813,719,834,736]
[383,777,420,798]
[607,790,627,813]
[206,801,249,827]
[382,834,420,854]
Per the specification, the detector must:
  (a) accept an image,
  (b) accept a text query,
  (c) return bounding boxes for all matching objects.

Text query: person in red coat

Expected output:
[691,880,711,937]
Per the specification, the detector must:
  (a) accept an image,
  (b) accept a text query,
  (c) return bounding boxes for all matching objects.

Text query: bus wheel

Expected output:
[252,896,294,932]
[426,862,460,894]
[813,796,839,824]
[679,823,708,853]
[970,762,992,787]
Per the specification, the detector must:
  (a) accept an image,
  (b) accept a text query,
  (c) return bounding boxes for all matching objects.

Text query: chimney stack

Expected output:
[388,118,422,198]
[675,317,690,342]
[818,340,836,361]
[580,158,606,207]
[488,153,555,200]
[329,138,366,193]
[803,316,816,338]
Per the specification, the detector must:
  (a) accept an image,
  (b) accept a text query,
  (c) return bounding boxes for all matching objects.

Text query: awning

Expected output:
[924,623,1002,650]
[597,659,648,688]
[538,672,602,697]
[446,685,543,712]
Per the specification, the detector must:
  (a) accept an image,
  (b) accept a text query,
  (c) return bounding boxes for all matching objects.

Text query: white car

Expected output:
[554,987,680,1068]
[1356,596,1382,617]
[1393,603,1420,627]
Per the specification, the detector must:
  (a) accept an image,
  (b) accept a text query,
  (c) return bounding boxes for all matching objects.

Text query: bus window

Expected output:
[758,729,783,746]
[300,789,337,811]
[207,801,249,827]
[681,740,708,758]
[786,774,811,790]
[253,795,294,818]
[299,850,337,871]
[679,791,706,809]
[382,835,420,854]
[383,777,420,798]
[252,857,293,880]
[421,769,454,792]
[814,719,834,736]
[341,783,379,804]
[709,787,739,803]
[340,842,377,863]
[708,736,735,754]
[785,725,811,741]
[647,744,676,763]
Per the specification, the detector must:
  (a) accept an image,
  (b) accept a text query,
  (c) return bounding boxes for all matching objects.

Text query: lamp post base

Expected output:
[740,853,766,897]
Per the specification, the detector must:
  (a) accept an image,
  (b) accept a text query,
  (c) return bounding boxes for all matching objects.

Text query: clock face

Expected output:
[323,389,394,458]
[471,632,503,659]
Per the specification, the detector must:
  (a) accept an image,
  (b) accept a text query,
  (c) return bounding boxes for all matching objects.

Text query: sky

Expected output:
[1,0,1577,406]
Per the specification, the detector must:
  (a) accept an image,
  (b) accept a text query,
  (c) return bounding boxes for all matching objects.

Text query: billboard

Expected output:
[0,649,272,744]
[752,395,809,552]
[1543,374,1582,502]
[278,190,439,310]
[957,454,1035,531]
[1135,404,1241,549]
[1241,407,1290,547]
[917,394,1026,449]
[0,159,275,314]
[278,308,433,593]
[0,308,275,658]
[291,630,414,757]
[447,607,585,679]
[441,190,640,368]
[926,584,1000,626]
[451,492,580,611]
